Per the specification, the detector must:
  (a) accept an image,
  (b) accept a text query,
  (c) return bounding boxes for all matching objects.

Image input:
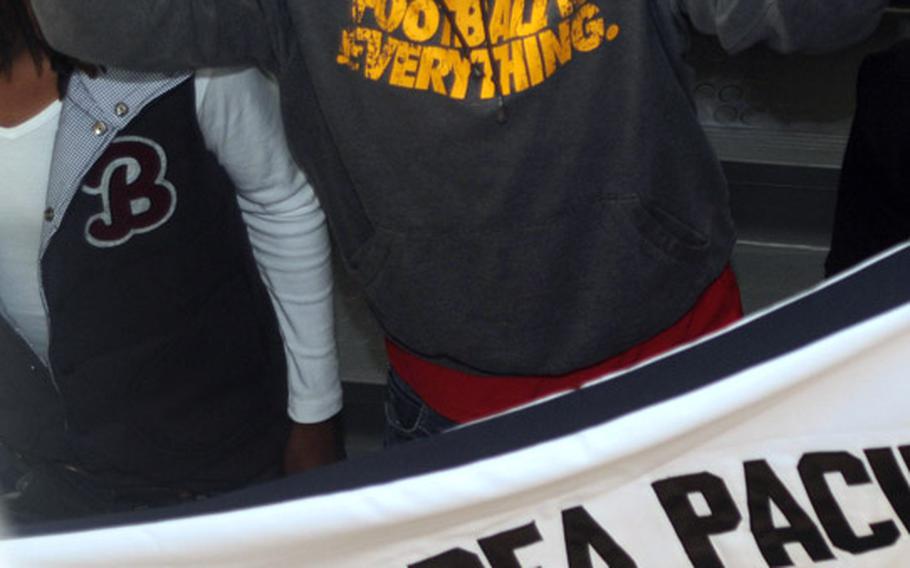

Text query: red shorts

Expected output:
[387,266,743,423]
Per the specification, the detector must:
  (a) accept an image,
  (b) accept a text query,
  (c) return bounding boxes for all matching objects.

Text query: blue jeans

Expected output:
[384,368,457,446]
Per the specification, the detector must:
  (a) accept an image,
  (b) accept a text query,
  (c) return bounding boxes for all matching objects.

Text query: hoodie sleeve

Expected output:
[671,0,888,54]
[29,0,286,72]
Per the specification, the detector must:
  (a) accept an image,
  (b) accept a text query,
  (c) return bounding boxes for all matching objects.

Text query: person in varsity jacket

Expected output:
[0,0,341,522]
[29,0,887,442]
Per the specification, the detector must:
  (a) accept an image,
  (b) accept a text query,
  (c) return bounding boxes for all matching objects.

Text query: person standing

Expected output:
[0,0,342,522]
[28,0,888,441]
[826,39,910,277]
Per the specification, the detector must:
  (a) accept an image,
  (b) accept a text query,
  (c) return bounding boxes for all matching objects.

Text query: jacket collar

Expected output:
[65,69,192,131]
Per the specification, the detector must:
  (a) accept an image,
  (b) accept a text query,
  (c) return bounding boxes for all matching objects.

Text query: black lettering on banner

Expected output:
[744,460,834,566]
[798,452,900,554]
[409,548,484,568]
[478,523,543,568]
[652,473,741,568]
[562,506,637,568]
[865,446,910,532]
[901,446,910,469]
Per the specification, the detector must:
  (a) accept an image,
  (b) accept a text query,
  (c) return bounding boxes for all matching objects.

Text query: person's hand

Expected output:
[283,413,346,475]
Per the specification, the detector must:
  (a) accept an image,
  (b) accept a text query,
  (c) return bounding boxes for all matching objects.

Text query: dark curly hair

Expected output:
[1,0,98,96]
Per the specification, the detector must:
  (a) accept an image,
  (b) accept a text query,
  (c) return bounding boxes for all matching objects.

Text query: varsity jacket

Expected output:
[0,71,288,493]
[32,0,888,376]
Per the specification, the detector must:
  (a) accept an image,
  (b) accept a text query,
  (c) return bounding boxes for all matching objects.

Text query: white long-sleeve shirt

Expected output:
[0,68,341,424]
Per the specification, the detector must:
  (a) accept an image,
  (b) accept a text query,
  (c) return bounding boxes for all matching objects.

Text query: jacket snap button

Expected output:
[92,121,108,136]
[43,207,55,222]
[114,102,129,117]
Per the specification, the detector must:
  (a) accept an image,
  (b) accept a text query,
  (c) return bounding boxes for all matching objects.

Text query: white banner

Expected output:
[3,245,910,567]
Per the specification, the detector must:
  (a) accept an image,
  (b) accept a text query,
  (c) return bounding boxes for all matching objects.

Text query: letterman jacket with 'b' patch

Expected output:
[0,70,291,494]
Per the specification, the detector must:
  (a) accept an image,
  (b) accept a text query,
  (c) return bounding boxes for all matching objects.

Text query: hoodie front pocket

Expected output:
[621,195,711,264]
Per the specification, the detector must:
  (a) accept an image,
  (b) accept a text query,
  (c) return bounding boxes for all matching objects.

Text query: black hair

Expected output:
[0,0,98,96]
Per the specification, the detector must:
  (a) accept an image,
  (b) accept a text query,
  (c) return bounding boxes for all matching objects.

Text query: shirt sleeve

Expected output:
[194,69,342,424]
[670,0,887,54]
[30,0,286,72]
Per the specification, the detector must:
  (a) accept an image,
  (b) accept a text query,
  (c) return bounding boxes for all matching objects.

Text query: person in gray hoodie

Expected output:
[29,0,888,441]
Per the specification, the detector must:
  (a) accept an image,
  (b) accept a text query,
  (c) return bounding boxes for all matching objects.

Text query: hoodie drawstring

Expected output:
[432,0,509,124]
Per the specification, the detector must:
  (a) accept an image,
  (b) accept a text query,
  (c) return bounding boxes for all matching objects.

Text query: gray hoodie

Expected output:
[31,0,887,375]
